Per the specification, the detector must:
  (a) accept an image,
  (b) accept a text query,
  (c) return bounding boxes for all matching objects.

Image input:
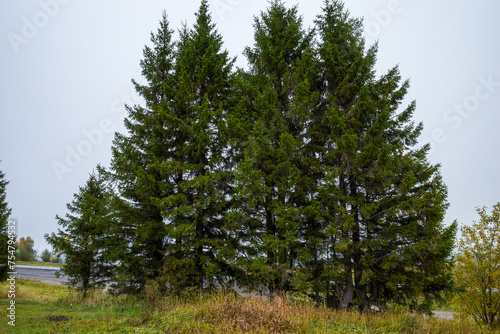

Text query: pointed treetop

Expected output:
[194,0,216,34]
[245,0,310,78]
[134,10,175,108]
[0,162,11,224]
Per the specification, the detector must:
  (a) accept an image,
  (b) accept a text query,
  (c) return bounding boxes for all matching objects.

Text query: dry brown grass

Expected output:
[2,280,495,333]
[203,294,297,333]
[174,292,496,334]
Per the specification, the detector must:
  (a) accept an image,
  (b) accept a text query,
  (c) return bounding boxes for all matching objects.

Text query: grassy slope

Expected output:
[0,280,494,334]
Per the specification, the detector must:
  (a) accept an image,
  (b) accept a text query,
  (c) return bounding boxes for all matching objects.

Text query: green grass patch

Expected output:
[0,279,495,333]
[16,261,64,268]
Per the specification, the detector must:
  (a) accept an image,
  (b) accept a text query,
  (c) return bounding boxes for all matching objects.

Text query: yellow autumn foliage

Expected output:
[454,203,500,329]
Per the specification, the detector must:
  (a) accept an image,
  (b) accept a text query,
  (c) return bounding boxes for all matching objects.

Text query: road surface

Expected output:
[15,265,70,286]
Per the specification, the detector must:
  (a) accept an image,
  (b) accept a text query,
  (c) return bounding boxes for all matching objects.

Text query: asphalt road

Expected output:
[15,265,70,286]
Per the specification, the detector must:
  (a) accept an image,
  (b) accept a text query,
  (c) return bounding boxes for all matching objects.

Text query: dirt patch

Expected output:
[48,315,70,322]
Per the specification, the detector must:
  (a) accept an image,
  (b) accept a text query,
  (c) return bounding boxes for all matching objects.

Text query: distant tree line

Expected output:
[45,0,457,313]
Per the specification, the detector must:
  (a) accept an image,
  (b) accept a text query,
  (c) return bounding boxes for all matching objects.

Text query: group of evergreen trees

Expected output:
[46,0,457,312]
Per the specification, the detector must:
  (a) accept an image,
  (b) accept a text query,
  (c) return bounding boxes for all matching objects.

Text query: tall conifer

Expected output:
[155,0,236,291]
[0,163,12,281]
[108,12,175,292]
[45,171,115,297]
[314,0,456,312]
[230,1,318,294]
[109,1,235,292]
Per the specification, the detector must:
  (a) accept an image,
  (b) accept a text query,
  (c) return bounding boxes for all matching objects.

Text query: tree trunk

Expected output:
[339,271,354,310]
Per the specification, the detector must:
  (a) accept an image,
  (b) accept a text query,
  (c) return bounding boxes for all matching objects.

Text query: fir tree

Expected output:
[45,171,115,297]
[0,163,12,281]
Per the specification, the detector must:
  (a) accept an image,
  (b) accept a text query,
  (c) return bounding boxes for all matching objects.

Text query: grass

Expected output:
[16,261,63,268]
[0,279,496,334]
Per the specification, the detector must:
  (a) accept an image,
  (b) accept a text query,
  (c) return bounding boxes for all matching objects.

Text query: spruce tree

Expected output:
[0,163,12,281]
[313,0,456,312]
[155,0,236,291]
[109,1,236,292]
[107,11,176,292]
[230,0,318,294]
[45,171,115,297]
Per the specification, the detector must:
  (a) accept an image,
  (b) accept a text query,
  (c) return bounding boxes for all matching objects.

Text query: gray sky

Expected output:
[1,0,499,253]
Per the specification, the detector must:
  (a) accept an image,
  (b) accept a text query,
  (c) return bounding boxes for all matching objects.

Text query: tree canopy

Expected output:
[46,171,115,297]
[40,249,51,263]
[454,203,500,328]
[17,236,37,262]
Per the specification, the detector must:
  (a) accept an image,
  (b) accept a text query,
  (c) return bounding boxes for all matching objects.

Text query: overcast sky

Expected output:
[1,0,499,253]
